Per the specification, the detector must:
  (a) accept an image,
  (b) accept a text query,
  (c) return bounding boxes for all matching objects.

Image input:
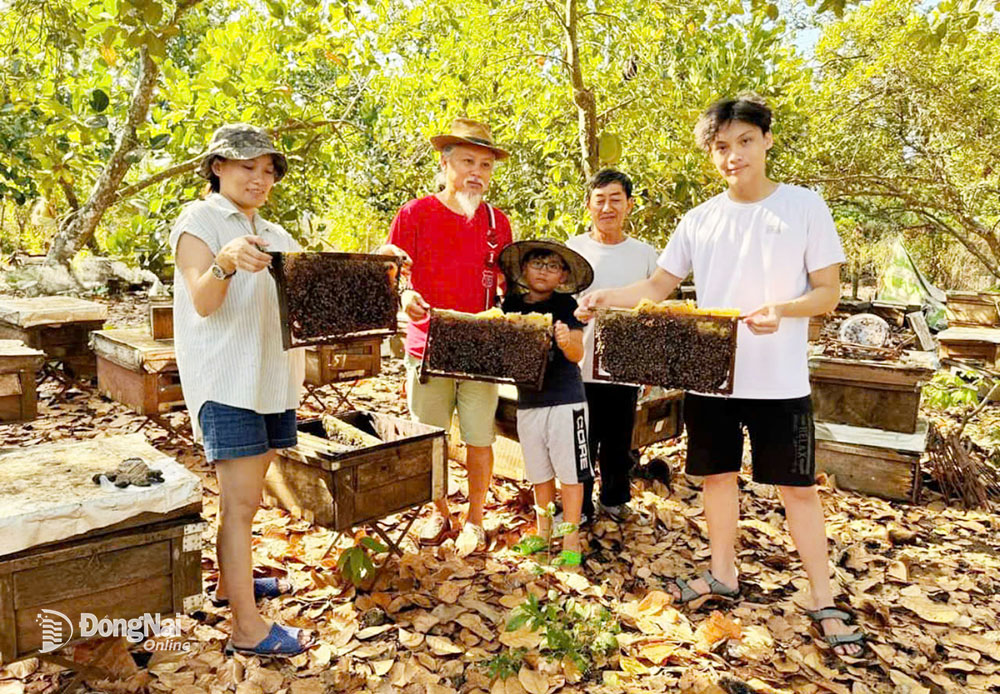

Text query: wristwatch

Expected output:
[210,262,236,280]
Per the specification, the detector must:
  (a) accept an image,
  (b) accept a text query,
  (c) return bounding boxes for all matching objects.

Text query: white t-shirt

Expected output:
[567,233,660,383]
[169,193,305,441]
[658,183,845,399]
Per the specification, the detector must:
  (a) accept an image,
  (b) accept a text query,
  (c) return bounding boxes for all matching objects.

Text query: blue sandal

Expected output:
[224,623,314,658]
[210,577,293,607]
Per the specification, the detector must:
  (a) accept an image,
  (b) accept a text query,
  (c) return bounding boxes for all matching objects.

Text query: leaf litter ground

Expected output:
[0,294,998,694]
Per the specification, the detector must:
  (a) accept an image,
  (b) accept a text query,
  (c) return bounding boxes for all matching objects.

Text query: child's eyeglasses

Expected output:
[527,259,566,273]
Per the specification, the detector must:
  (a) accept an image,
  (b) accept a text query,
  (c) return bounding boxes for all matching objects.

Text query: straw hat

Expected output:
[499,239,594,294]
[430,118,509,160]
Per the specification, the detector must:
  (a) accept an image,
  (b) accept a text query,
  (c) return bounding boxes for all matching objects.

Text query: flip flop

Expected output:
[670,570,741,605]
[224,622,315,659]
[209,577,293,608]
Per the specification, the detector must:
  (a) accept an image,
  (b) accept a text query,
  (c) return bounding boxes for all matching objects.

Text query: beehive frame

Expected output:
[419,309,552,390]
[269,252,401,349]
[592,307,739,394]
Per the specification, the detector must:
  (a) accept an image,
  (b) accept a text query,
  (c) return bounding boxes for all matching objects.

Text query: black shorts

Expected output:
[683,393,816,487]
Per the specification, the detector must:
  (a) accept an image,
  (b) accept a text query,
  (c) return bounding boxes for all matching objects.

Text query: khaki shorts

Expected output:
[404,355,498,447]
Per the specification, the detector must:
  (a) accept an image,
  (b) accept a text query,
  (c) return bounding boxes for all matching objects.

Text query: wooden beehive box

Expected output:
[421,309,552,390]
[449,386,684,481]
[809,352,935,433]
[269,252,400,349]
[0,340,45,423]
[148,297,173,340]
[0,297,107,379]
[815,419,927,503]
[631,389,684,449]
[304,337,382,386]
[263,412,447,530]
[91,329,184,416]
[0,435,204,665]
[946,291,1000,327]
[937,327,1000,368]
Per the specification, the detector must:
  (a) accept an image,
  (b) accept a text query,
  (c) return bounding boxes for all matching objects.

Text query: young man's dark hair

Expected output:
[694,93,772,151]
[586,169,633,199]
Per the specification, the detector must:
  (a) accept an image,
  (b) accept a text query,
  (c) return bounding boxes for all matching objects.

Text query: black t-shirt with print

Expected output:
[501,292,586,408]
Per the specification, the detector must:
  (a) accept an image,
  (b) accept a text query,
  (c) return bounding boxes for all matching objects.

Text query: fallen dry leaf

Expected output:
[635,640,678,665]
[694,611,741,649]
[899,596,961,624]
[499,624,544,650]
[517,665,550,694]
[426,635,464,656]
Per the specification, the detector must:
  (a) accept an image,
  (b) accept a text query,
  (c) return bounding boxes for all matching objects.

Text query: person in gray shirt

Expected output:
[567,169,659,524]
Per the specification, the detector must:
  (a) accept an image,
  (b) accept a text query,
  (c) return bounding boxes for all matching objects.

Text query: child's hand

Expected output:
[554,321,571,349]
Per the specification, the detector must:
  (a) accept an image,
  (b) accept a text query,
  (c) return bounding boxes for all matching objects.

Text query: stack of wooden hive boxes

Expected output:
[937,291,1000,371]
[809,303,936,503]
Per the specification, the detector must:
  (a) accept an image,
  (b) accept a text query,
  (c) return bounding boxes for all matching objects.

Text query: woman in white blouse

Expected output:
[170,123,313,658]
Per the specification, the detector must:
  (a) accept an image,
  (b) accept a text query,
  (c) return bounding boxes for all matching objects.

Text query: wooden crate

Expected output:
[263,412,447,530]
[449,386,684,481]
[938,327,1000,368]
[0,297,107,380]
[0,340,45,423]
[631,390,684,449]
[815,420,927,503]
[92,329,183,416]
[0,434,204,665]
[946,291,1000,327]
[808,316,825,342]
[148,299,173,340]
[304,338,381,386]
[0,514,204,665]
[809,354,935,433]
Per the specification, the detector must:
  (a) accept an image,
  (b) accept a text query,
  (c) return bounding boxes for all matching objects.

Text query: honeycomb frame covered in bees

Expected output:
[269,252,401,349]
[593,303,739,394]
[420,308,553,390]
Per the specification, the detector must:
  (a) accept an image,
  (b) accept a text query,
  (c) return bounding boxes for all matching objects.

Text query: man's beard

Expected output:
[454,189,482,221]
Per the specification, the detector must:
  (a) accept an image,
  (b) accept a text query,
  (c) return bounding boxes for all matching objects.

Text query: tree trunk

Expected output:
[564,0,598,179]
[45,48,159,267]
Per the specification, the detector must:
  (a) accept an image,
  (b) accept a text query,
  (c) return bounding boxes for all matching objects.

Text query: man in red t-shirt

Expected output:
[381,118,513,552]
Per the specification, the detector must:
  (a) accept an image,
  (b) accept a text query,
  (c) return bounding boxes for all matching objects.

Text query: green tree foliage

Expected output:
[793,0,1000,281]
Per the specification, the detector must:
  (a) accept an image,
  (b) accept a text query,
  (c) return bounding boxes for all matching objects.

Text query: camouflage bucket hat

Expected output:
[198,123,288,181]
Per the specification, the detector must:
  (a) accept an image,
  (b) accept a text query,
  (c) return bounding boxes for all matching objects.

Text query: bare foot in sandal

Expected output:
[806,605,866,658]
[667,569,740,604]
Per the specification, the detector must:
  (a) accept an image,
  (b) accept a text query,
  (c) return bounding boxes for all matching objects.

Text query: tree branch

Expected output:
[597,95,642,124]
[112,154,204,203]
[541,0,567,29]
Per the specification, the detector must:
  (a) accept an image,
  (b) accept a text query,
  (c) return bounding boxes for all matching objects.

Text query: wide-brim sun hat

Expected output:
[198,123,288,181]
[430,118,509,160]
[499,238,594,294]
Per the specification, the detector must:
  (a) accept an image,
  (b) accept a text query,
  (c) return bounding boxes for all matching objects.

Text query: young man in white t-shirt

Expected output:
[577,95,864,657]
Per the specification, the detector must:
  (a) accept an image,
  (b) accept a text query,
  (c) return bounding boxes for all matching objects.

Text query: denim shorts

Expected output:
[198,401,298,463]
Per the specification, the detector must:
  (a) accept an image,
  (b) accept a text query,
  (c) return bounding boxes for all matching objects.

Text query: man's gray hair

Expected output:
[433,144,457,190]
